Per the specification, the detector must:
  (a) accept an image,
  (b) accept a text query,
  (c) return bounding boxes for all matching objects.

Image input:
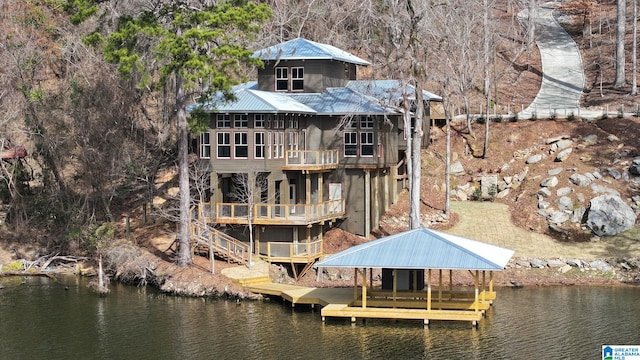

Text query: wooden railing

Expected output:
[262,240,323,263]
[214,199,345,225]
[283,149,340,170]
[190,221,250,265]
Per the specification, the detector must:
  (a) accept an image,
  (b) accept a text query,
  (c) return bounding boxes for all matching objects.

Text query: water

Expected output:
[1,276,638,359]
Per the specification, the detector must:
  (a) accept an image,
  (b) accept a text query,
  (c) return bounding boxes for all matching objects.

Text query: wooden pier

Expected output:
[247,283,494,328]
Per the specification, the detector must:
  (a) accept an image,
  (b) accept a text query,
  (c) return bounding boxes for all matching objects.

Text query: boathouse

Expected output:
[315,227,515,327]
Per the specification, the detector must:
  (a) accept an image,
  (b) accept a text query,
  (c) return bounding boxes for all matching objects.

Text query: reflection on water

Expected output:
[0,276,638,359]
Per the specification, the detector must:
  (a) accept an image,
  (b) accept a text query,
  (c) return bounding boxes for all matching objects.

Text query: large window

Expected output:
[255,132,265,159]
[234,114,248,128]
[199,132,211,159]
[288,132,299,157]
[275,67,289,91]
[273,131,285,159]
[254,114,266,128]
[360,132,374,157]
[217,132,230,158]
[234,132,248,158]
[344,132,358,157]
[217,114,230,128]
[275,66,304,92]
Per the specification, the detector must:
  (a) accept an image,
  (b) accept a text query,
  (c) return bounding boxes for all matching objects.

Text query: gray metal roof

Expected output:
[254,37,371,66]
[346,80,443,103]
[316,228,514,271]
[196,83,316,114]
[291,87,394,115]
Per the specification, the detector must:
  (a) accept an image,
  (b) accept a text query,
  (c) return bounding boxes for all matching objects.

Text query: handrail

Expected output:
[190,221,250,265]
[214,199,345,224]
[264,240,323,263]
[284,149,340,168]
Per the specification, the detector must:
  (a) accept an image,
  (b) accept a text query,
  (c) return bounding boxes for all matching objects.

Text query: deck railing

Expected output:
[213,199,345,225]
[283,149,340,170]
[263,240,323,263]
[190,221,250,265]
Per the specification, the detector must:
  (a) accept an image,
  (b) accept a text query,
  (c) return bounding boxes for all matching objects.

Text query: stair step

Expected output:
[233,276,271,287]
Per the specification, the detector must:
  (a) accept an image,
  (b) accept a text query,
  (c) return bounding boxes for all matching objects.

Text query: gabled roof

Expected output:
[291,87,392,115]
[316,228,514,271]
[253,37,371,66]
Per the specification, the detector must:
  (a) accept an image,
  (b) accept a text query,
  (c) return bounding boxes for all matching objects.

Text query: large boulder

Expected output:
[586,195,637,236]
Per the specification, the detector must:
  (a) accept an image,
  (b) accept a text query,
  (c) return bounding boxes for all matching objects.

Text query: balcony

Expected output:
[282,149,340,171]
[213,199,345,225]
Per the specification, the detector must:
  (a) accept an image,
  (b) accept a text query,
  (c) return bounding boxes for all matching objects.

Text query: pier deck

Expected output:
[247,283,491,327]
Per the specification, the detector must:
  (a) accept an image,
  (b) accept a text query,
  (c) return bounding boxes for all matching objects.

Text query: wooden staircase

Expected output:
[190,221,250,265]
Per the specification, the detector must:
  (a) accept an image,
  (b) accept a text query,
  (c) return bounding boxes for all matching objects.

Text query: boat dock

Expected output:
[247,282,493,327]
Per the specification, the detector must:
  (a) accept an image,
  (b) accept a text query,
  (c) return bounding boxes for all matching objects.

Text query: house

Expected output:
[189,38,441,277]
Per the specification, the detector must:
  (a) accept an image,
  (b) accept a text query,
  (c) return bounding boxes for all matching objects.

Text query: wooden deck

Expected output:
[247,283,492,327]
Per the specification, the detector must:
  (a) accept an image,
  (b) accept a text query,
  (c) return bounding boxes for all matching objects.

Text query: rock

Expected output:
[566,259,582,267]
[583,134,598,146]
[529,259,547,268]
[586,195,637,236]
[547,210,570,224]
[588,260,612,272]
[515,260,531,267]
[450,161,465,175]
[590,184,620,196]
[538,187,552,197]
[607,134,620,142]
[557,196,573,211]
[526,154,544,164]
[556,187,572,196]
[548,167,563,176]
[496,189,510,198]
[555,139,573,150]
[541,176,559,188]
[559,264,572,273]
[629,157,640,176]
[547,259,566,267]
[481,175,498,199]
[569,173,591,187]
[555,148,572,162]
[538,200,550,209]
[515,167,529,182]
[571,207,586,223]
[608,168,622,180]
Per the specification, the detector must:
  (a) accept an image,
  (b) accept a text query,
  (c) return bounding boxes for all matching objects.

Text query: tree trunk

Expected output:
[445,103,451,215]
[409,82,425,230]
[176,75,192,267]
[632,0,637,95]
[614,0,626,88]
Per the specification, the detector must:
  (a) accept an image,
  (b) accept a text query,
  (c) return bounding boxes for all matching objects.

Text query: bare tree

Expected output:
[230,170,268,269]
[615,0,627,88]
[632,0,638,95]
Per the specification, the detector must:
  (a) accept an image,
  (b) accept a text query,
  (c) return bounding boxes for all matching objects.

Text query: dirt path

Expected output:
[447,201,640,260]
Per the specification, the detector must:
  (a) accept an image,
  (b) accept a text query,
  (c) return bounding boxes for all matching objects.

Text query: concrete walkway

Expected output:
[519,3,592,118]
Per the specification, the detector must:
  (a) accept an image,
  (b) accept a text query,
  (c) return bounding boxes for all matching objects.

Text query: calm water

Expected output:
[0,275,638,359]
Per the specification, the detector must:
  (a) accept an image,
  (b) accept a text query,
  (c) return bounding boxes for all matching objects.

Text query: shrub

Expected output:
[476,116,486,124]
[529,111,537,121]
[567,111,576,121]
[509,113,518,122]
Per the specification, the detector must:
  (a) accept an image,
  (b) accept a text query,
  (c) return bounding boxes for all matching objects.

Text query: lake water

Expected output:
[0,276,638,359]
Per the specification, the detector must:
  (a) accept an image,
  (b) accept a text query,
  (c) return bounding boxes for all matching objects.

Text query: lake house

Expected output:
[190,38,441,278]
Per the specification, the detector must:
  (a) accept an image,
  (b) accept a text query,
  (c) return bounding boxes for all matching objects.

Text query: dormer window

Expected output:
[275,67,304,92]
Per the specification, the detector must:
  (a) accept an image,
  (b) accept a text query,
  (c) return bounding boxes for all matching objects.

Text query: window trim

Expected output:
[217,114,231,128]
[255,132,265,159]
[199,132,211,159]
[234,132,248,159]
[217,132,231,159]
[344,131,358,157]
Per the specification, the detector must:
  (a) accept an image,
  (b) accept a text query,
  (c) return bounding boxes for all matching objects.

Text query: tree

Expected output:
[230,170,268,268]
[65,0,271,266]
[614,0,626,88]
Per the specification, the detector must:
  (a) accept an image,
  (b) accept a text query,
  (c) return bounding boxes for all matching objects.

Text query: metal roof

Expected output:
[346,80,443,103]
[253,37,371,66]
[316,228,514,271]
[291,87,395,115]
[196,84,316,114]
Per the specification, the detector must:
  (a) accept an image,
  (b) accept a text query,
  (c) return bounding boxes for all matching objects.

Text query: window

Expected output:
[234,114,248,128]
[273,131,285,159]
[288,116,298,129]
[360,116,374,129]
[217,132,230,158]
[345,118,357,129]
[273,115,285,129]
[254,114,266,128]
[344,132,357,157]
[288,132,299,157]
[234,132,248,158]
[255,132,265,159]
[276,67,288,91]
[360,132,374,157]
[275,66,304,92]
[199,132,211,159]
[217,114,230,128]
[291,67,304,91]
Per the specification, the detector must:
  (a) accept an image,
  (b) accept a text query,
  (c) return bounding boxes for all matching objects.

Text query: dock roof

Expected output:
[316,228,514,271]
